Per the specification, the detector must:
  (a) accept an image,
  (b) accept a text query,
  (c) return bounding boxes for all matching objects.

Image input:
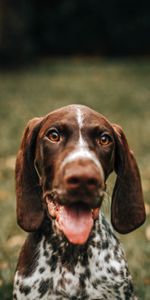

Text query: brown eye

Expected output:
[47,129,60,143]
[99,133,112,146]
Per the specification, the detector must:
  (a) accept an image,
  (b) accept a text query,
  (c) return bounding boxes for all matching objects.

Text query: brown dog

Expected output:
[13,105,145,299]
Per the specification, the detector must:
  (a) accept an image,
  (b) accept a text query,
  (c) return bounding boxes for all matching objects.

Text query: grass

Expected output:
[0,57,150,299]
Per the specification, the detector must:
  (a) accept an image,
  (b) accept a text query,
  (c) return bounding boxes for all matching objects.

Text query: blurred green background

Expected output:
[0,58,150,299]
[0,0,150,66]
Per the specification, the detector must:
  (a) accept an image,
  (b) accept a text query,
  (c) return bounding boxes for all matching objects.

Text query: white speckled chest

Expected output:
[13,215,136,300]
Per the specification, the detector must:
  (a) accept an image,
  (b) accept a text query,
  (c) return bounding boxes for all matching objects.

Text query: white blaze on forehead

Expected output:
[76,106,84,128]
[76,107,86,147]
[61,107,104,179]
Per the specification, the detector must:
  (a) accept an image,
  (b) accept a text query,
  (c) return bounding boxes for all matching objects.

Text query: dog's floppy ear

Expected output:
[111,124,146,234]
[16,117,44,232]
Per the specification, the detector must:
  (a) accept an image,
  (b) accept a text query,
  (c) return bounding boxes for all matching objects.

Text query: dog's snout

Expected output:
[66,174,99,191]
[64,160,103,192]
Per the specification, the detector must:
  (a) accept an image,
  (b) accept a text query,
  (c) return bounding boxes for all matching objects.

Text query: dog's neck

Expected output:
[39,212,110,256]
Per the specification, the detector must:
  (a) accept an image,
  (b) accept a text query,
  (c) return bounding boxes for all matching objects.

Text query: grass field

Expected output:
[0,57,150,299]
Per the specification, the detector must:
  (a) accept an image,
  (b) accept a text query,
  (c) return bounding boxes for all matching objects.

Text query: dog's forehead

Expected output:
[41,105,111,132]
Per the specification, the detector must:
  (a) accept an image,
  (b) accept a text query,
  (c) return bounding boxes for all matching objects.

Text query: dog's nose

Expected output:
[64,161,102,192]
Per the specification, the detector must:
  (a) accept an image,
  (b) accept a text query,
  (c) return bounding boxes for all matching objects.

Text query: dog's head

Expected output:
[16,105,145,244]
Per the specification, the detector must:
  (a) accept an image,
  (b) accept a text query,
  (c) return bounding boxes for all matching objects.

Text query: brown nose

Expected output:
[64,160,102,193]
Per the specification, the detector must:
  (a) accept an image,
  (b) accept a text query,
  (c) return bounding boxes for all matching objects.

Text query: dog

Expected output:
[13,104,145,299]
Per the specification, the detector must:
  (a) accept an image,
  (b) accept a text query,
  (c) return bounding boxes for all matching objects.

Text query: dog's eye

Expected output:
[97,133,112,146]
[47,129,60,143]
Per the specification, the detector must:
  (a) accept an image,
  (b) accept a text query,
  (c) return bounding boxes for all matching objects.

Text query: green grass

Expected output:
[0,57,150,299]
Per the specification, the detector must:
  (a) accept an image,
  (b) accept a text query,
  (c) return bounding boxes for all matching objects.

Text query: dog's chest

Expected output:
[14,217,134,300]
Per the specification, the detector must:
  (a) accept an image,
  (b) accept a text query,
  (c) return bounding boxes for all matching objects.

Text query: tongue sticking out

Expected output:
[56,203,94,245]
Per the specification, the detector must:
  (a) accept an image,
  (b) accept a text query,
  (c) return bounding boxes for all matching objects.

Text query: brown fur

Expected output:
[15,105,145,234]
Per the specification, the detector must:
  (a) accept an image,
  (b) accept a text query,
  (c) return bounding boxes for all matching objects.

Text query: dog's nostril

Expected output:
[66,175,99,191]
[67,177,80,186]
[87,178,98,187]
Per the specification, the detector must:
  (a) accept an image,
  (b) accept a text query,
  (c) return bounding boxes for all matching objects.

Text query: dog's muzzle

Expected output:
[45,159,105,245]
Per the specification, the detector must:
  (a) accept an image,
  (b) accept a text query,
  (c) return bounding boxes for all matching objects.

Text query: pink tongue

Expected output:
[56,204,93,245]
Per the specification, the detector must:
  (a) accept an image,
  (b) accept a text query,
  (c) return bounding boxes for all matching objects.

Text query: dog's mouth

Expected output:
[45,194,101,245]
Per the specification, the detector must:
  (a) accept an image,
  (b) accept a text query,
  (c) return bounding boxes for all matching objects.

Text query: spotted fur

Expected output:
[13,214,137,300]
